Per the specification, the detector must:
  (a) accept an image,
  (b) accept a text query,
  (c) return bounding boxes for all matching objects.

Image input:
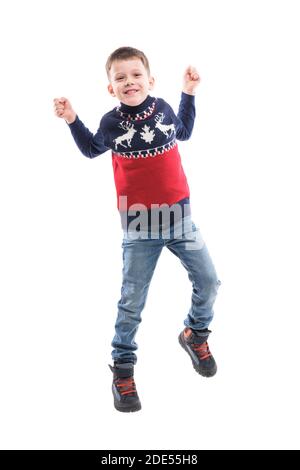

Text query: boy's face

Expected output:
[107,58,155,106]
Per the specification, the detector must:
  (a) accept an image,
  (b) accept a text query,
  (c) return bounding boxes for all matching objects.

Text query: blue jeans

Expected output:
[111,216,221,364]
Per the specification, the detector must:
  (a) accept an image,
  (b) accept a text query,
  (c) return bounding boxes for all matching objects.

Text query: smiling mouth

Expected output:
[125,89,139,95]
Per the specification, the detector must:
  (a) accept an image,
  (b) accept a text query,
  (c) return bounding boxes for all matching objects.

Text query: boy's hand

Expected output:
[53,97,77,124]
[183,66,201,96]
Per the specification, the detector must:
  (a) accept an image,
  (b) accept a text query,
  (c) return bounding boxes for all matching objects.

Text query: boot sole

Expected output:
[114,400,142,413]
[178,333,217,377]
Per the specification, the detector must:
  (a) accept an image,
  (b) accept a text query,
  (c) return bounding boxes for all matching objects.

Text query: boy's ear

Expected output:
[107,83,115,97]
[148,76,155,90]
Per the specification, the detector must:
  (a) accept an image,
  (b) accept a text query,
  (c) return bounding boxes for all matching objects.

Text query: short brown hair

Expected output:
[105,46,150,79]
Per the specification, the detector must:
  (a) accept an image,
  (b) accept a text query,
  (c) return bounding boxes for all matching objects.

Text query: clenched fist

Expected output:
[183,66,201,96]
[53,97,77,124]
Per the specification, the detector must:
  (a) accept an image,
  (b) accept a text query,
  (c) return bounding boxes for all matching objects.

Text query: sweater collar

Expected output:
[116,95,156,121]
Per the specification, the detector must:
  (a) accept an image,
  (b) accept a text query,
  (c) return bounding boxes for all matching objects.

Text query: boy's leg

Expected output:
[165,219,221,330]
[112,237,164,365]
[165,219,221,376]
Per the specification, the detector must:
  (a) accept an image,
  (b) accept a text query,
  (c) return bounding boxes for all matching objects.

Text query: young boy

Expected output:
[53,47,221,413]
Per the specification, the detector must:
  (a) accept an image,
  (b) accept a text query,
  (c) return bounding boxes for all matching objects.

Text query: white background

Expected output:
[0,0,299,450]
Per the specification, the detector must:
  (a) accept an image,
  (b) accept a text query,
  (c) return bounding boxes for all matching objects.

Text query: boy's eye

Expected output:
[115,73,141,81]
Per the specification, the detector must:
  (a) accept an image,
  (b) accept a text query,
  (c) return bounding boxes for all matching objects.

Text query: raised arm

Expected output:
[67,116,110,159]
[172,66,201,141]
[175,92,196,141]
[53,97,110,159]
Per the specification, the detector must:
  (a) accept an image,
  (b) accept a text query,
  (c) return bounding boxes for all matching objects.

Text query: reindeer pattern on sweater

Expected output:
[67,92,195,209]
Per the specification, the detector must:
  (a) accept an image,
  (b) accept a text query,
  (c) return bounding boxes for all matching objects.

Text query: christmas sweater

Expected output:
[67,92,195,227]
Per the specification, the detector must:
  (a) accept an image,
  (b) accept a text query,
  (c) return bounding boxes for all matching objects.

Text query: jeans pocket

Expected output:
[184,221,205,250]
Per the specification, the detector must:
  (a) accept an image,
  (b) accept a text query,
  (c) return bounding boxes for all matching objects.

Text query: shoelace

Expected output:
[115,377,137,396]
[192,341,212,361]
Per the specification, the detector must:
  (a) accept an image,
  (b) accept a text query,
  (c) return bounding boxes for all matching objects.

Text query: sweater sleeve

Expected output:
[168,92,196,141]
[66,115,110,159]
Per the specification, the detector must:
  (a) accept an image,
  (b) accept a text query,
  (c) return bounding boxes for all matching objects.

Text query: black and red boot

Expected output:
[108,362,141,413]
[179,327,217,377]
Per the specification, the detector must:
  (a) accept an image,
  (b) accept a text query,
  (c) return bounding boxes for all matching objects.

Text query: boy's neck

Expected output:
[118,94,154,114]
